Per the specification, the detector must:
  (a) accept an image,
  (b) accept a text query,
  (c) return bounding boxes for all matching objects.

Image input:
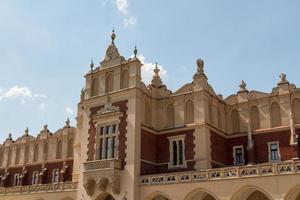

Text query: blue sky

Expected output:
[0,0,300,141]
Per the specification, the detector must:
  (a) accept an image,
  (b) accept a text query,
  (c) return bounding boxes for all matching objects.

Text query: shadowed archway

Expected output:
[184,189,217,200]
[231,186,272,200]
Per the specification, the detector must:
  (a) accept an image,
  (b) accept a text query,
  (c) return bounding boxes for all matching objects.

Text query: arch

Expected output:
[250,106,260,130]
[166,104,175,128]
[231,109,240,133]
[105,73,114,93]
[94,192,116,200]
[91,77,99,97]
[121,69,129,89]
[56,139,62,159]
[145,101,152,126]
[185,100,194,124]
[145,191,171,200]
[284,184,300,200]
[292,98,300,124]
[270,102,282,127]
[230,186,273,200]
[184,188,218,200]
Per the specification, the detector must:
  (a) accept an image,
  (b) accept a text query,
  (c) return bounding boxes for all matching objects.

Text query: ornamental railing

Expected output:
[84,159,122,171]
[140,161,300,185]
[0,182,78,195]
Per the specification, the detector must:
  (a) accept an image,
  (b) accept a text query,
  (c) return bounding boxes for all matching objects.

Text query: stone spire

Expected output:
[65,117,71,128]
[238,80,248,93]
[151,63,163,88]
[101,29,125,67]
[90,59,94,71]
[7,133,12,141]
[24,127,29,136]
[278,73,289,85]
[195,59,205,76]
[133,46,138,58]
[193,58,208,91]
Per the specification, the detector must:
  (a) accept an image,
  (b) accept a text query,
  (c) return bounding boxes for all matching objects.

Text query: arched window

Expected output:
[33,144,39,162]
[44,142,48,160]
[231,109,240,133]
[56,140,62,159]
[121,69,129,89]
[105,73,113,93]
[145,102,151,126]
[270,102,282,127]
[250,106,260,130]
[185,100,194,124]
[166,104,175,128]
[67,138,73,157]
[7,149,12,166]
[292,98,300,124]
[208,101,213,125]
[25,145,29,163]
[218,108,222,130]
[153,195,169,200]
[15,147,20,165]
[91,78,99,97]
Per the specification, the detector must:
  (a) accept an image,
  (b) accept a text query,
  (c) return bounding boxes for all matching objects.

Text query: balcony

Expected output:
[83,159,122,196]
[140,160,300,185]
[0,182,78,195]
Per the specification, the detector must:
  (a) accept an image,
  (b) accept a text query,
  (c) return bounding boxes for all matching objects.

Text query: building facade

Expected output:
[0,31,300,200]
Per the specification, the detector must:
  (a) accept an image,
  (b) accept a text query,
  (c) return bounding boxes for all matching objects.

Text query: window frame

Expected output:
[96,122,119,160]
[268,141,281,162]
[167,135,187,169]
[32,171,39,185]
[14,173,20,186]
[52,169,60,183]
[233,145,245,166]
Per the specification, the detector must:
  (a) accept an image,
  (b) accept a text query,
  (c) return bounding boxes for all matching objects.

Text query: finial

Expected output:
[80,88,85,101]
[25,127,29,136]
[90,59,94,71]
[43,124,48,131]
[196,58,204,75]
[7,133,12,140]
[278,73,288,84]
[133,46,138,58]
[153,62,160,76]
[239,80,247,92]
[65,118,70,128]
[111,29,116,44]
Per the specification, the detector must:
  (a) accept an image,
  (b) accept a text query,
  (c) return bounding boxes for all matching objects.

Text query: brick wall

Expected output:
[141,128,195,175]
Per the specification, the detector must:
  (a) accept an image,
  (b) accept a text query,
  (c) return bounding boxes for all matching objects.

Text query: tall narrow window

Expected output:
[33,144,39,162]
[14,174,20,186]
[250,106,260,130]
[270,102,282,127]
[67,138,73,157]
[231,109,240,133]
[15,147,20,165]
[91,78,99,97]
[56,140,62,159]
[32,171,39,185]
[25,145,30,163]
[233,146,244,165]
[292,98,300,124]
[268,141,280,162]
[97,124,118,160]
[0,150,3,167]
[166,104,175,128]
[168,135,186,168]
[185,100,194,124]
[105,73,113,93]
[52,169,60,183]
[121,69,129,89]
[145,102,151,126]
[44,142,48,160]
[7,149,12,166]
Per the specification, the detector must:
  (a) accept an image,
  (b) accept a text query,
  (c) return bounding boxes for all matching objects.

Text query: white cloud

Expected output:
[65,107,74,115]
[130,55,167,85]
[0,85,47,103]
[124,16,137,27]
[115,0,128,15]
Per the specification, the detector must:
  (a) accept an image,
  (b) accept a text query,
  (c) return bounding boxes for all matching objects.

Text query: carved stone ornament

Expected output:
[278,73,289,84]
[84,179,96,196]
[238,80,248,93]
[98,96,120,115]
[196,58,204,75]
[97,177,109,191]
[80,88,85,102]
